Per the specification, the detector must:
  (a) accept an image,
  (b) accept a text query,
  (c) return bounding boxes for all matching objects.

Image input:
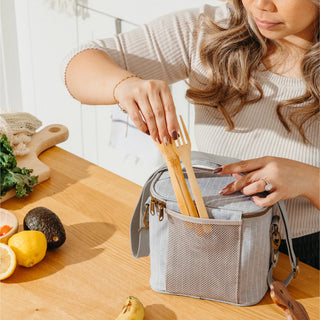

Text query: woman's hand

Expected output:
[215,156,320,209]
[65,49,179,143]
[114,76,180,144]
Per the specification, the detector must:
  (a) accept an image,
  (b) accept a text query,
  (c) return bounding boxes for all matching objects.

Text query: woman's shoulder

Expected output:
[148,2,233,29]
[200,2,234,26]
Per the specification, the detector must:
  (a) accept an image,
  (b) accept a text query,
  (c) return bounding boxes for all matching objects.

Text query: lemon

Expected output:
[0,243,16,280]
[8,231,47,268]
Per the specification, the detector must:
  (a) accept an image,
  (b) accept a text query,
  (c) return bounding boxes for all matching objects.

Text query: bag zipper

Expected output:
[138,196,167,233]
[150,195,166,221]
[149,166,270,220]
[149,193,270,221]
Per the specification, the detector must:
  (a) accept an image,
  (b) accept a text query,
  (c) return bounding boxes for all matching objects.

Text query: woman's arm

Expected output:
[65,49,132,105]
[215,156,320,209]
[64,7,200,143]
[65,48,180,143]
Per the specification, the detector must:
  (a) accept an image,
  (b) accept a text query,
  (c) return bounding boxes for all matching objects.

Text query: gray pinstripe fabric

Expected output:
[131,152,296,306]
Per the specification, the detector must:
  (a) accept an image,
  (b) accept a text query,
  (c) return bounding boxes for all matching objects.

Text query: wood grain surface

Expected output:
[1,147,319,320]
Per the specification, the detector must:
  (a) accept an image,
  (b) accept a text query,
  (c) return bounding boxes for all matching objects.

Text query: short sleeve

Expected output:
[62,3,232,85]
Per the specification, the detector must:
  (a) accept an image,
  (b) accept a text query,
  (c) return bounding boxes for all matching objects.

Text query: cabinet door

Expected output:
[77,8,164,185]
[76,9,117,167]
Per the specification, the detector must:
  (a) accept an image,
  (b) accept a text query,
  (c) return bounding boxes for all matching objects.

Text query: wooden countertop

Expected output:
[1,147,319,320]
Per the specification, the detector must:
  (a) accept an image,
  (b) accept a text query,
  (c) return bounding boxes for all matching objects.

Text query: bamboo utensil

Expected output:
[172,116,209,219]
[155,139,198,218]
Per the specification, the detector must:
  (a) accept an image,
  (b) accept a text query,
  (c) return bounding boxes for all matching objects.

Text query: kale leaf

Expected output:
[0,134,38,198]
[0,134,16,169]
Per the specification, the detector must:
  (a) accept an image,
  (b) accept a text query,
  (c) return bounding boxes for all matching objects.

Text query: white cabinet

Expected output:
[76,6,162,184]
[3,0,222,185]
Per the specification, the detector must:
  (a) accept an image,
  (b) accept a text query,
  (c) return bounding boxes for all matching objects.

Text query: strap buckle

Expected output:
[138,204,149,233]
[293,257,300,278]
[271,224,281,252]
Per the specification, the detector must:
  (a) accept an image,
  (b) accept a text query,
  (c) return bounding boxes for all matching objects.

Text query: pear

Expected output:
[115,296,145,320]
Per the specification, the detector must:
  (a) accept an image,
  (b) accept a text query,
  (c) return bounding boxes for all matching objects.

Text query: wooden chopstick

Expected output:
[155,140,198,217]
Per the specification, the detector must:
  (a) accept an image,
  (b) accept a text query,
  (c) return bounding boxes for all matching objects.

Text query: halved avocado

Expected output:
[23,207,66,250]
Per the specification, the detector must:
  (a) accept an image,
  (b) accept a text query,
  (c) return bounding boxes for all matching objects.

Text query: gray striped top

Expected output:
[64,2,319,238]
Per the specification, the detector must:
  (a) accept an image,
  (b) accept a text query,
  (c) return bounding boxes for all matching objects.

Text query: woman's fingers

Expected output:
[148,86,170,144]
[251,192,280,207]
[135,94,160,142]
[116,78,179,143]
[220,174,279,207]
[216,156,320,209]
[242,180,270,195]
[220,172,260,195]
[124,99,149,134]
[159,85,180,140]
[216,158,269,174]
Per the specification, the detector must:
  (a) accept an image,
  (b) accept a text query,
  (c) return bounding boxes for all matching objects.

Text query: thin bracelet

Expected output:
[112,74,141,113]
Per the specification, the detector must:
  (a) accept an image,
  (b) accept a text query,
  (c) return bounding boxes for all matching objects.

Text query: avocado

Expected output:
[23,207,66,250]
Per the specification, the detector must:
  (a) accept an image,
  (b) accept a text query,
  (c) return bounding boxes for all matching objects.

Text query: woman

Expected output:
[64,0,319,268]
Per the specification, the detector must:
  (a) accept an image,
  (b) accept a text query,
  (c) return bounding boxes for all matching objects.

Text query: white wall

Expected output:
[0,0,23,112]
[13,0,82,154]
[84,0,217,24]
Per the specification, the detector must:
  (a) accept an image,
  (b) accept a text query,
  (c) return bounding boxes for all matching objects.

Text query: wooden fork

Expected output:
[155,140,198,217]
[172,116,209,219]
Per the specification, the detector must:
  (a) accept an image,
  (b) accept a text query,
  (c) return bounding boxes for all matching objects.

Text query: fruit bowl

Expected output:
[0,208,19,244]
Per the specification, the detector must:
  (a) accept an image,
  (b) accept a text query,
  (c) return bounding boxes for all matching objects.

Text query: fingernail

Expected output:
[219,187,229,195]
[155,137,161,144]
[145,129,150,135]
[213,167,222,174]
[250,196,258,203]
[163,136,170,145]
[171,130,178,140]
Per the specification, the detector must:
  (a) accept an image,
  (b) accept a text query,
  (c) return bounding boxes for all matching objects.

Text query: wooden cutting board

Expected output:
[0,124,69,203]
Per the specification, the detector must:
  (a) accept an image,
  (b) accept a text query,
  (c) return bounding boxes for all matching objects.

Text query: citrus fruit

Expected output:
[8,230,47,268]
[0,243,16,280]
[0,225,12,236]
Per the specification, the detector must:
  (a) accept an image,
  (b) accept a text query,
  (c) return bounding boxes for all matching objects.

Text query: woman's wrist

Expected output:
[113,74,141,104]
[111,73,142,113]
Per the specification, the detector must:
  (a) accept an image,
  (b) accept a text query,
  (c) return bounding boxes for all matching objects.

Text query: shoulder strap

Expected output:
[267,200,299,287]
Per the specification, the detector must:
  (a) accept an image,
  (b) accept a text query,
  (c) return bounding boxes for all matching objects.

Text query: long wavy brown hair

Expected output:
[186,0,320,143]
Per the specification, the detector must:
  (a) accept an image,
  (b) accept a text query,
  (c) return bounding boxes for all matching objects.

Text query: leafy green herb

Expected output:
[0,134,38,198]
[0,134,16,169]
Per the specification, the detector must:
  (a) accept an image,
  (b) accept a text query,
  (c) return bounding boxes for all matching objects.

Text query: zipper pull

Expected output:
[150,198,156,216]
[159,203,165,221]
[150,196,166,221]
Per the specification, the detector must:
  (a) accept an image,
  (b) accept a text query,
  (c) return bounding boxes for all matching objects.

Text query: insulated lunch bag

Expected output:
[130,151,299,306]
